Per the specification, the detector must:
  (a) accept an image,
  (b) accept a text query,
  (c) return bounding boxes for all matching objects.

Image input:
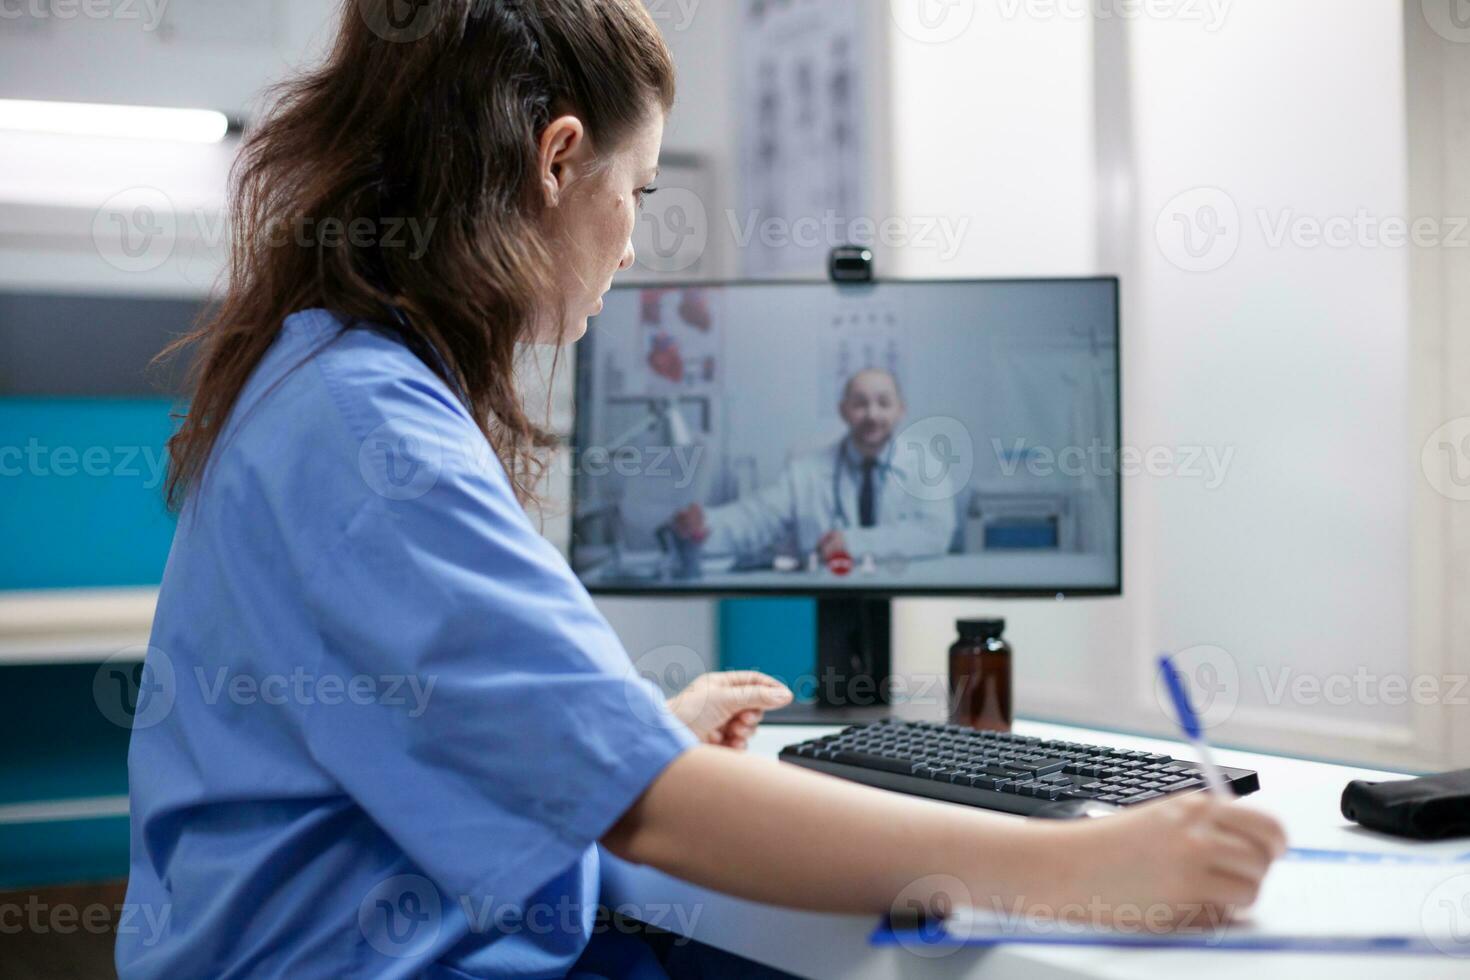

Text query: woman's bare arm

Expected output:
[603,745,1287,921]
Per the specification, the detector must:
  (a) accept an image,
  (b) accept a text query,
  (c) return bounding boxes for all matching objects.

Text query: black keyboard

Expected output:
[779,719,1259,817]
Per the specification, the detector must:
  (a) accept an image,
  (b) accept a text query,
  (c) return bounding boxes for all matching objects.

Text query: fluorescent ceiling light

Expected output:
[0,99,231,144]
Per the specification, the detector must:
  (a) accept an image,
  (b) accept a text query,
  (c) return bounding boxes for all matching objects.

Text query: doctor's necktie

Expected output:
[858,459,877,528]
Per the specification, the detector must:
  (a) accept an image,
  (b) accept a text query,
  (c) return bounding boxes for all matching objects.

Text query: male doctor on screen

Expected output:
[671,368,957,564]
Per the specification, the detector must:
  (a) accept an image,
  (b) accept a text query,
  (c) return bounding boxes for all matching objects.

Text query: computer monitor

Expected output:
[570,277,1120,710]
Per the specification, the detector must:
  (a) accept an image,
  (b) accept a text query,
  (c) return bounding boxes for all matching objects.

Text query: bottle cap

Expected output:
[957,618,1006,641]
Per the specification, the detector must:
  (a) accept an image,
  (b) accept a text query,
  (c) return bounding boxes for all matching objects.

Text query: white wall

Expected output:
[1129,0,1413,755]
[886,3,1095,277]
[885,0,1437,769]
[1407,1,1470,767]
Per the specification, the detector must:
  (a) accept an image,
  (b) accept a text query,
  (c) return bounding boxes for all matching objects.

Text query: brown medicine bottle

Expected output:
[949,619,1012,731]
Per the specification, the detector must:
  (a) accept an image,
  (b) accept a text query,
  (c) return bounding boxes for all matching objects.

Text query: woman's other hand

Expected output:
[817,530,848,562]
[667,671,793,749]
[671,504,709,543]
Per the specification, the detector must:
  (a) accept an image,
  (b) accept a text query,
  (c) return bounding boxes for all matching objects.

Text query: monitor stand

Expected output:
[765,597,944,724]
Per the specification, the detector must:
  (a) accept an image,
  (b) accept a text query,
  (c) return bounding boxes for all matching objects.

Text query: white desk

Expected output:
[602,719,1468,979]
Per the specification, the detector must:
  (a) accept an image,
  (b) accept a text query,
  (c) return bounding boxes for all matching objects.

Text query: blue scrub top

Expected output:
[117,309,696,979]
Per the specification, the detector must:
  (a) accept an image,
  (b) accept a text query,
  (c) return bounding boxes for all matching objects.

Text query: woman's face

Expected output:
[534,108,665,345]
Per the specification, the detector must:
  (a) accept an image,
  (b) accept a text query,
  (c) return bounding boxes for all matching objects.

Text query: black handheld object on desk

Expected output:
[1341,769,1470,840]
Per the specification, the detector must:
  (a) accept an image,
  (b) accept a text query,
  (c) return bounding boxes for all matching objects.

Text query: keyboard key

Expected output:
[1003,757,1070,776]
[832,750,915,775]
[1120,790,1163,804]
[976,764,1017,780]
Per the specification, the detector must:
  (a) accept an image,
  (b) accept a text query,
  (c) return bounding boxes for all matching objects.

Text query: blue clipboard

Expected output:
[868,918,1451,955]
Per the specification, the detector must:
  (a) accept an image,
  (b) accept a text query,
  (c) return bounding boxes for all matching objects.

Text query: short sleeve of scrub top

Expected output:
[116,309,697,980]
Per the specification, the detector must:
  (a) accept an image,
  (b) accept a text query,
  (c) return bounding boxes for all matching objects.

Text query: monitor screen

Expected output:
[570,278,1120,596]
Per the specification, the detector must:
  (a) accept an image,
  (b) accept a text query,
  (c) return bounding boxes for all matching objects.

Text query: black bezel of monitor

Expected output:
[570,275,1123,600]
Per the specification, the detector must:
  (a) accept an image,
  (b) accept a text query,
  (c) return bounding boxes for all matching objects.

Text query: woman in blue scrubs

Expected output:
[117,2,1285,977]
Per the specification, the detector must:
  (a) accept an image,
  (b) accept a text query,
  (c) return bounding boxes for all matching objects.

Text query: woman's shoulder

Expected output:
[187,309,508,544]
[203,309,485,507]
[278,309,475,442]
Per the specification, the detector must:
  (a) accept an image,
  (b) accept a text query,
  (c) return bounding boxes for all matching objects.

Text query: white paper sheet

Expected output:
[939,856,1470,954]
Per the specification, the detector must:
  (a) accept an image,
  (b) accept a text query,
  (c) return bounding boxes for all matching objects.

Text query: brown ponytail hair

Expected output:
[162,0,675,509]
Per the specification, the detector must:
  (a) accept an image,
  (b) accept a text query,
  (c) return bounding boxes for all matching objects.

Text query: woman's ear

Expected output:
[538,114,587,208]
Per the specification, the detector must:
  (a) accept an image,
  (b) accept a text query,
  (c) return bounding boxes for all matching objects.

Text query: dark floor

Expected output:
[0,882,798,980]
[2,881,126,980]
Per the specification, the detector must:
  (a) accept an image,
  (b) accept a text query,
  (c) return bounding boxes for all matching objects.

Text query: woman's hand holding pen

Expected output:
[667,671,794,750]
[1049,793,1288,927]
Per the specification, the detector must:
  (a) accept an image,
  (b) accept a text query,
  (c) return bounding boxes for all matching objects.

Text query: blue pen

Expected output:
[1158,653,1233,801]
